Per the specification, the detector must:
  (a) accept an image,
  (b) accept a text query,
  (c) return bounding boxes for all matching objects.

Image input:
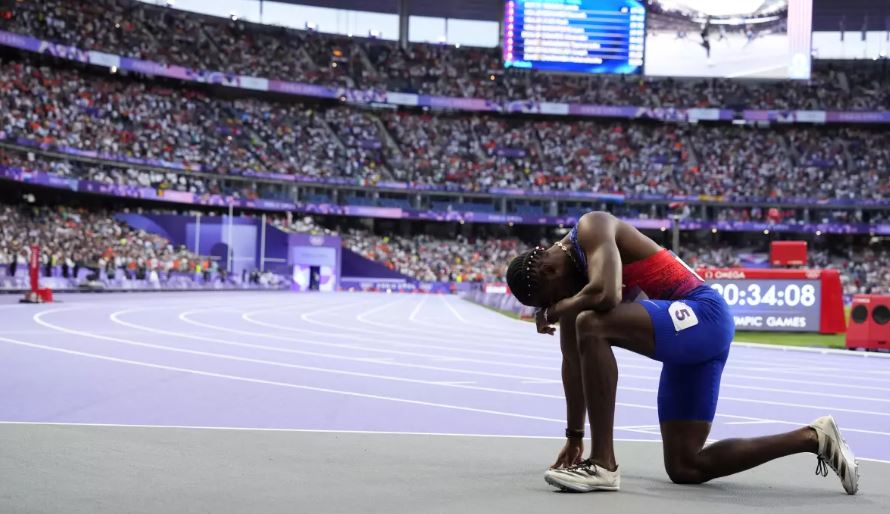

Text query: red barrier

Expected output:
[846,295,890,350]
[21,245,52,304]
[29,244,40,293]
[770,241,807,266]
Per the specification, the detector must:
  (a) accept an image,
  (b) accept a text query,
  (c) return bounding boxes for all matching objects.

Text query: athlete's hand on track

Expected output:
[535,309,555,335]
[550,439,584,469]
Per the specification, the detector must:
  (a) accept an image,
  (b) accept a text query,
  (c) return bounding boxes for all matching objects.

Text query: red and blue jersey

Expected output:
[622,249,704,301]
[569,225,703,302]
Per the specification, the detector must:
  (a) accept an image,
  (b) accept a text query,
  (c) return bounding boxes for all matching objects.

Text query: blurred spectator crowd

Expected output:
[0,203,210,283]
[2,59,888,203]
[0,200,886,294]
[3,0,889,110]
[342,230,525,283]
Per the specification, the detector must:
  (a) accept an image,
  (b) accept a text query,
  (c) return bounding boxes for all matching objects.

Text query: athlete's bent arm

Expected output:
[547,212,622,321]
[551,312,586,468]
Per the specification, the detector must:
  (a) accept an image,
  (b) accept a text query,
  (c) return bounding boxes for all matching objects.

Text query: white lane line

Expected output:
[615,385,890,419]
[266,302,565,358]
[725,421,781,426]
[11,309,890,439]
[425,297,890,377]
[0,420,663,443]
[408,295,428,322]
[405,296,536,340]
[118,306,890,417]
[267,302,890,393]
[0,334,567,425]
[1,420,889,465]
[454,294,888,368]
[114,308,697,413]
[710,383,890,405]
[718,365,890,384]
[250,302,885,393]
[352,301,560,357]
[168,305,890,401]
[733,341,890,360]
[443,295,471,324]
[111,308,890,433]
[314,295,563,354]
[248,306,577,365]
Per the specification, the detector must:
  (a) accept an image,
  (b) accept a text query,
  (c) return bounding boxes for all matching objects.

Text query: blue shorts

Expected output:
[639,285,735,422]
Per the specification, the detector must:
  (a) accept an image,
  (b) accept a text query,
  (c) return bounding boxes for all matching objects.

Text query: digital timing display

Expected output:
[706,279,821,332]
[503,0,646,75]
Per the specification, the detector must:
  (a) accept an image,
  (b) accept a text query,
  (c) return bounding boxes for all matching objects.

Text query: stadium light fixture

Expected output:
[763,229,770,235]
[110,65,118,74]
[816,230,822,236]
[711,228,717,234]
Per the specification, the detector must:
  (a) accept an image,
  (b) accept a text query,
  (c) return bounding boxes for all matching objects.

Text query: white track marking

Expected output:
[10,299,890,441]
[238,304,888,393]
[88,307,890,432]
[443,295,471,324]
[1,420,888,465]
[317,295,570,354]
[408,294,428,322]
[0,420,662,442]
[248,303,572,361]
[732,341,890,360]
[114,305,890,408]
[0,334,570,425]
[353,300,562,356]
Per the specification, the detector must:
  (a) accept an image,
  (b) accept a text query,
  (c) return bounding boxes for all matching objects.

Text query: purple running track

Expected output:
[0,292,887,462]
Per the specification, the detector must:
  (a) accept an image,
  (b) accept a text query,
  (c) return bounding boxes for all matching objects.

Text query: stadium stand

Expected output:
[3,0,889,109]
[1,59,888,202]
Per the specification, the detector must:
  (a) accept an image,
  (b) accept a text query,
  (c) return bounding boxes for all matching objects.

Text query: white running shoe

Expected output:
[809,415,859,495]
[544,460,620,492]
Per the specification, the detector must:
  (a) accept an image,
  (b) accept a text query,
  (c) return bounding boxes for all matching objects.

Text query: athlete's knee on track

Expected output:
[664,450,713,485]
[664,459,707,485]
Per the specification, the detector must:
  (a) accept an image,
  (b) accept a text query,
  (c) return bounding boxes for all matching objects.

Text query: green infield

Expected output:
[732,331,847,349]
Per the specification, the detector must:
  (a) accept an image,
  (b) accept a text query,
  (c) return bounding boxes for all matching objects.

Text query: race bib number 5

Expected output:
[668,302,699,332]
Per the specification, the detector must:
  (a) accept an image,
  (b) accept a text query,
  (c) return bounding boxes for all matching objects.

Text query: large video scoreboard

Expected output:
[503,0,645,75]
[502,0,813,79]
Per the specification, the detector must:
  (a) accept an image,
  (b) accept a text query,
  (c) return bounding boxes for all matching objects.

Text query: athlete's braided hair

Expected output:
[505,246,546,307]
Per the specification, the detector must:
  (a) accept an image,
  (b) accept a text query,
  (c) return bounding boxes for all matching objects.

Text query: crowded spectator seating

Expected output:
[2,59,889,204]
[3,0,889,110]
[0,202,234,290]
[341,230,525,283]
[1,199,887,295]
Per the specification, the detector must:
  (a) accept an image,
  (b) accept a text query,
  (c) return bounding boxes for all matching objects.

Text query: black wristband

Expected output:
[565,428,585,440]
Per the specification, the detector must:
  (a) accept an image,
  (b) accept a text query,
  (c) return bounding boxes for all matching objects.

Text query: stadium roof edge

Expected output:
[250,0,886,30]
[256,0,503,21]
